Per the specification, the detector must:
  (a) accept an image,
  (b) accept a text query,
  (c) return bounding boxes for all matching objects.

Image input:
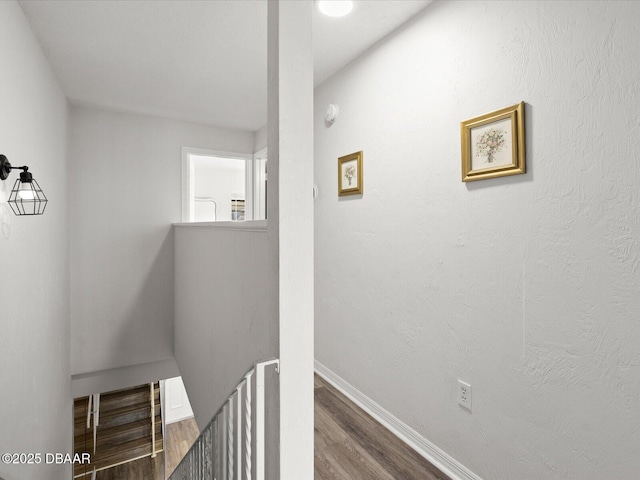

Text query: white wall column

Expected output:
[267,1,314,478]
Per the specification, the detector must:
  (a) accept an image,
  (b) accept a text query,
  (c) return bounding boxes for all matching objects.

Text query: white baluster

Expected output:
[236,381,244,480]
[150,383,156,458]
[221,403,228,480]
[86,395,92,429]
[244,370,253,480]
[227,396,234,480]
[93,394,100,456]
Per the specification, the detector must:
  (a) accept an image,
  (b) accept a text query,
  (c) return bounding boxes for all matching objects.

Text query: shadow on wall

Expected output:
[108,228,175,369]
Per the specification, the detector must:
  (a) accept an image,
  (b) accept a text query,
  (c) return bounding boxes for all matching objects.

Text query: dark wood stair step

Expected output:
[74,396,90,413]
[96,418,162,448]
[74,385,159,418]
[93,437,163,471]
[94,402,152,428]
[74,419,162,450]
[101,384,151,398]
[74,463,93,478]
[73,437,163,477]
[74,398,161,433]
[74,422,91,436]
[74,422,163,469]
[72,382,163,478]
[98,386,159,414]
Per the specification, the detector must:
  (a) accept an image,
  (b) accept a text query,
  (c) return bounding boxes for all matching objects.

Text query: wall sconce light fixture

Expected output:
[0,154,47,216]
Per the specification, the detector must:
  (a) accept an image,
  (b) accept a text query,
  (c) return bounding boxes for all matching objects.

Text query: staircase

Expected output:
[74,382,163,478]
[168,360,279,480]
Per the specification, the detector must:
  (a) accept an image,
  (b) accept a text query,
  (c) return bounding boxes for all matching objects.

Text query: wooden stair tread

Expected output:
[96,436,163,459]
[73,439,163,477]
[94,403,153,428]
[92,438,164,471]
[73,382,163,478]
[101,384,152,398]
[74,401,160,431]
[99,389,159,413]
[74,387,159,415]
[74,434,94,449]
[74,416,161,450]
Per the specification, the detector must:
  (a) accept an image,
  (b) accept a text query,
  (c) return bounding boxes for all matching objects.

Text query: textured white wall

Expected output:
[69,106,254,375]
[314,1,640,479]
[173,223,277,429]
[0,2,71,479]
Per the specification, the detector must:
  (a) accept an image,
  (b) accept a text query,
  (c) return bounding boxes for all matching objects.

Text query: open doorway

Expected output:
[161,377,198,479]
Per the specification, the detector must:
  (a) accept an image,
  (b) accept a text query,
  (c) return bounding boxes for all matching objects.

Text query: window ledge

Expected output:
[173,220,267,231]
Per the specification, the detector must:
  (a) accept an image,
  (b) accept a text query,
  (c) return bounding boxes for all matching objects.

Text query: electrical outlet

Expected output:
[458,379,472,411]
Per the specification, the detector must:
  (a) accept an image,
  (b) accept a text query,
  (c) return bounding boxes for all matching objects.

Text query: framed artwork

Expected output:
[338,151,363,196]
[461,102,525,182]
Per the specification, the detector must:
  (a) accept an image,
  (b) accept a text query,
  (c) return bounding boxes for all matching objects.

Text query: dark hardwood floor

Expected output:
[315,374,450,480]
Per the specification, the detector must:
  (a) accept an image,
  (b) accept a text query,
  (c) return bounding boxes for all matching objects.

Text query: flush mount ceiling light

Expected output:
[0,155,47,216]
[318,0,353,17]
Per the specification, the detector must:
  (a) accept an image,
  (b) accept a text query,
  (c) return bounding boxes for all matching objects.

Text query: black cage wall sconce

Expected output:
[0,154,47,216]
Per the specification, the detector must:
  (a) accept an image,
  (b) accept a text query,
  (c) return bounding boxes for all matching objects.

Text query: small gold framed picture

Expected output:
[338,151,363,196]
[461,102,526,182]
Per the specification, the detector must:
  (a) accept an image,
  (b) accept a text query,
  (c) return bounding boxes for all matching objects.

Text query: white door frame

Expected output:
[253,147,268,221]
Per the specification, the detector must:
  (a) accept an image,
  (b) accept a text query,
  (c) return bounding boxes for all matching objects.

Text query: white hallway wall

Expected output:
[0,2,71,479]
[314,1,640,479]
[69,105,254,379]
[174,224,276,430]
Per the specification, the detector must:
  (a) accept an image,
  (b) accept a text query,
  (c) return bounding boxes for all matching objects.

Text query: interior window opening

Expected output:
[182,147,267,223]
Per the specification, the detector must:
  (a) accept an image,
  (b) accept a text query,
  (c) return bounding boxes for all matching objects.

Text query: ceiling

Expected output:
[18,0,432,132]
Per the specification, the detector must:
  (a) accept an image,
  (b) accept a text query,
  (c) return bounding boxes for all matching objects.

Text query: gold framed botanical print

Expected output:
[338,151,363,196]
[461,102,526,182]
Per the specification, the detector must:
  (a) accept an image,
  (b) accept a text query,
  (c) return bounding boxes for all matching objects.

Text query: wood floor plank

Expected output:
[316,407,397,480]
[315,374,450,480]
[315,400,351,448]
[164,417,199,479]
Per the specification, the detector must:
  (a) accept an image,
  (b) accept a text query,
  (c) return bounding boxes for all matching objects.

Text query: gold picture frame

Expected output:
[338,151,363,196]
[461,102,525,182]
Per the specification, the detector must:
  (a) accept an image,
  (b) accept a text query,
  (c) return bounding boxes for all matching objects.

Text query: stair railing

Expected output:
[84,393,100,480]
[169,358,279,480]
[92,394,100,456]
[151,382,157,458]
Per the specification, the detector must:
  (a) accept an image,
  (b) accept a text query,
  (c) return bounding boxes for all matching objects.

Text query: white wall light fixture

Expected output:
[318,1,353,17]
[0,155,47,216]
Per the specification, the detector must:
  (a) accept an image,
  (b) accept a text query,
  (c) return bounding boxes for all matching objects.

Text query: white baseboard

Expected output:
[314,360,482,480]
